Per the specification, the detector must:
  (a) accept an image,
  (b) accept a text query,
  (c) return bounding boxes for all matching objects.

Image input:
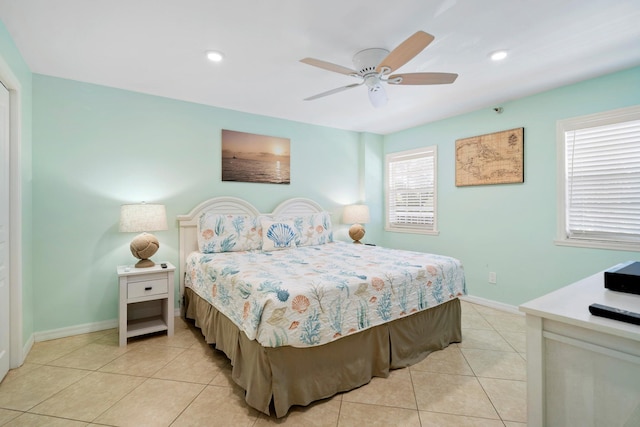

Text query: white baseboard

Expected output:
[32,308,183,343]
[460,295,523,315]
[34,318,119,342]
[21,334,34,366]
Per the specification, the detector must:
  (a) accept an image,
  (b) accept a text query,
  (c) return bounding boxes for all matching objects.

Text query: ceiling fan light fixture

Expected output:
[490,50,508,61]
[368,84,388,108]
[206,50,224,62]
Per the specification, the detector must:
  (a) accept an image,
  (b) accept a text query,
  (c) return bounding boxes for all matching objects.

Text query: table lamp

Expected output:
[119,203,168,268]
[343,204,370,244]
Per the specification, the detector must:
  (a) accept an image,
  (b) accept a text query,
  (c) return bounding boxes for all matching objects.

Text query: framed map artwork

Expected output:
[455,127,524,186]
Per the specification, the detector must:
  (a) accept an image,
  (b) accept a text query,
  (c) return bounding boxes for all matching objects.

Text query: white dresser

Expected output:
[520,271,640,427]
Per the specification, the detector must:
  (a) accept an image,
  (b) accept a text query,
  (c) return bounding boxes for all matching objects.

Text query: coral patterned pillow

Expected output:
[198,213,262,253]
[275,212,333,247]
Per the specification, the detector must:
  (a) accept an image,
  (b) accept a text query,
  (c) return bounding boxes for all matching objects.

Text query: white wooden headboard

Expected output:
[177,196,324,298]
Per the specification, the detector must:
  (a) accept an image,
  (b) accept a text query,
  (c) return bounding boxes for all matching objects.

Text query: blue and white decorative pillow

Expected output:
[197,213,262,253]
[275,212,333,247]
[261,219,297,251]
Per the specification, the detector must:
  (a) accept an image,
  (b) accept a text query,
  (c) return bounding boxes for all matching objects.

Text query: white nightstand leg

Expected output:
[119,277,128,347]
[167,270,175,337]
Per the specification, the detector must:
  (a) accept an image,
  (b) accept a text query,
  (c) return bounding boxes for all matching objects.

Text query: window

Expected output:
[556,105,640,251]
[385,146,438,234]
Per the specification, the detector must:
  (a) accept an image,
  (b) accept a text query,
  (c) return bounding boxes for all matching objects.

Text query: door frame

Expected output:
[0,54,24,369]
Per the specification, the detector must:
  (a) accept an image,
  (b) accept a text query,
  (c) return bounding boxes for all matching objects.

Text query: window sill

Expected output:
[385,227,440,236]
[554,238,640,252]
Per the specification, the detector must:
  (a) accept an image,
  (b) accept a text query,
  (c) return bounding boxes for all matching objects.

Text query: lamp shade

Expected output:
[120,203,167,268]
[119,203,168,233]
[343,204,370,225]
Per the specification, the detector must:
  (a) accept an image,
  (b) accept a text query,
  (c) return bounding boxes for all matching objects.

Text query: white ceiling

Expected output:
[1,0,639,134]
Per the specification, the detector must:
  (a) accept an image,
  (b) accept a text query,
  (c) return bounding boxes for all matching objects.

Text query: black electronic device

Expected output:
[161,263,167,269]
[588,303,640,326]
[604,261,640,295]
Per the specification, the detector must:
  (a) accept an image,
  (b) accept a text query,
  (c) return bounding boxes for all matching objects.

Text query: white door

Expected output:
[0,82,10,381]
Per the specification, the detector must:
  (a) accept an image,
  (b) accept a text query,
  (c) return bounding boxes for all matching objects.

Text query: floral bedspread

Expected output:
[185,241,466,348]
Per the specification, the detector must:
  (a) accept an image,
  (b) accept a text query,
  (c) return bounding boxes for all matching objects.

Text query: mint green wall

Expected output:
[381,66,640,305]
[32,74,363,331]
[27,61,640,332]
[0,20,34,344]
[360,132,384,244]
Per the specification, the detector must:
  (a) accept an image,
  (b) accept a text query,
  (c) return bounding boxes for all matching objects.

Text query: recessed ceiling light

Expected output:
[206,50,224,62]
[490,50,508,61]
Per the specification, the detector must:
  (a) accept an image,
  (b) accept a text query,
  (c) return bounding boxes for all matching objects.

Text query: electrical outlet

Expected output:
[489,272,497,284]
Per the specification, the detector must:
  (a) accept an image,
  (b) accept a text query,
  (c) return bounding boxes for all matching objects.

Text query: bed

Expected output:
[177,196,466,417]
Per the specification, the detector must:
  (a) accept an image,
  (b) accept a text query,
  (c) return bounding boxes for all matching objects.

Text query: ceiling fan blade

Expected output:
[387,72,458,85]
[376,31,435,74]
[300,58,357,76]
[304,83,363,101]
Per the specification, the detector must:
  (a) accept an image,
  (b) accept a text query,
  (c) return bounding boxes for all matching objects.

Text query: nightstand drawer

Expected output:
[127,278,168,299]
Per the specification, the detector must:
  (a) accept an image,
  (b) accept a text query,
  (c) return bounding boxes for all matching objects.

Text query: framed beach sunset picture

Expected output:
[221,129,291,184]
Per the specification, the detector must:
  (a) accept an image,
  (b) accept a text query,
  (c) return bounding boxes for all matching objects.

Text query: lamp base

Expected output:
[130,232,160,269]
[348,224,366,244]
[134,258,156,268]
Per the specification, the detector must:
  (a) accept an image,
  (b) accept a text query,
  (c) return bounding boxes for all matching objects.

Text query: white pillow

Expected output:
[261,219,297,251]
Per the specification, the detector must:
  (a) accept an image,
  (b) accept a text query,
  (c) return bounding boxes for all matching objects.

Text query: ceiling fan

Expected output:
[300,31,458,108]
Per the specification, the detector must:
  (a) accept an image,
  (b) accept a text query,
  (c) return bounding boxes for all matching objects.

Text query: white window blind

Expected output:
[385,146,437,234]
[560,106,640,249]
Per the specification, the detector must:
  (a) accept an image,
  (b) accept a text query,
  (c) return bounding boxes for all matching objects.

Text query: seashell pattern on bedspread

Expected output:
[185,241,466,348]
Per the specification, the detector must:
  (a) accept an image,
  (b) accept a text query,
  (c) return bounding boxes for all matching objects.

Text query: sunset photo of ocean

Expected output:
[221,129,290,184]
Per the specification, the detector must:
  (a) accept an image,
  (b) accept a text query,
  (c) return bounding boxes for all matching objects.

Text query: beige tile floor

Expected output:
[0,301,527,426]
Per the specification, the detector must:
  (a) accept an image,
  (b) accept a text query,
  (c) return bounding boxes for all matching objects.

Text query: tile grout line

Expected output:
[335,390,343,427]
[89,347,194,426]
[89,375,152,425]
[458,315,506,424]
[407,367,423,426]
[166,381,210,427]
[464,303,528,424]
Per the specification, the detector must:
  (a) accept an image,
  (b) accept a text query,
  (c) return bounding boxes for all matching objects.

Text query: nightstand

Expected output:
[117,262,175,346]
